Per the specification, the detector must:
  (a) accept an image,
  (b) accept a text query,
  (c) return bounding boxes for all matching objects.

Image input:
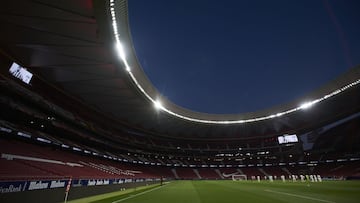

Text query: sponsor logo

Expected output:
[96,180,104,185]
[87,179,110,186]
[96,180,110,185]
[0,184,22,193]
[222,172,240,177]
[1,178,153,193]
[87,180,96,186]
[28,181,49,190]
[124,179,132,183]
[50,180,66,188]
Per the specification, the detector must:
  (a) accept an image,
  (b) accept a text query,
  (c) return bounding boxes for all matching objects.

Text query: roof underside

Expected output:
[0,0,359,140]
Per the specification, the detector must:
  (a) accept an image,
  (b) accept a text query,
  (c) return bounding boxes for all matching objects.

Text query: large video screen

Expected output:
[278,134,298,144]
[9,62,33,84]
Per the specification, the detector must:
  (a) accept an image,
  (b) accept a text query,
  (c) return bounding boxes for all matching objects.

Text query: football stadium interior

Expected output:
[0,0,360,203]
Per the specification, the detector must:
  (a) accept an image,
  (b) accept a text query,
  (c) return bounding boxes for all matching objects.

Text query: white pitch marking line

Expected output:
[112,184,167,203]
[264,189,335,203]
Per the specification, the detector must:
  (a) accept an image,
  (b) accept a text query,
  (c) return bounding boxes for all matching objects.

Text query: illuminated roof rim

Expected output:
[109,0,360,125]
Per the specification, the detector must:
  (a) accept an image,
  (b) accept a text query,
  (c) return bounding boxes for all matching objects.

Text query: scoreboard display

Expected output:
[278,134,298,144]
[9,62,33,84]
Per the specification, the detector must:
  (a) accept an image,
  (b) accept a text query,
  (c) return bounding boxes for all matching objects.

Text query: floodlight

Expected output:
[154,100,163,110]
[299,101,314,109]
[115,42,126,61]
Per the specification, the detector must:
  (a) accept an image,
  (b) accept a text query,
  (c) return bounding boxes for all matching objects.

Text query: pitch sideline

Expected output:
[112,183,170,203]
[264,189,335,203]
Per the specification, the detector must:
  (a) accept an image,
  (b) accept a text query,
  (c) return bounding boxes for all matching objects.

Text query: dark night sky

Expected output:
[127,0,360,114]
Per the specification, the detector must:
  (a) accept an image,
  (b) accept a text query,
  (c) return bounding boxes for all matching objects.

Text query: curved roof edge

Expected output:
[109,0,360,124]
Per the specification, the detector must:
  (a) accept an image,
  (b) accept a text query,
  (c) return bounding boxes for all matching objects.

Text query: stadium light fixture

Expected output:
[154,99,163,110]
[115,42,126,62]
[36,137,51,144]
[299,102,312,109]
[17,132,31,138]
[72,147,82,152]
[299,100,318,110]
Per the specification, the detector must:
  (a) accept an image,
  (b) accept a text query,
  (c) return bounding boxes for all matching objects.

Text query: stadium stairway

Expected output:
[193,169,201,179]
[171,168,179,179]
[258,168,270,177]
[214,169,224,179]
[281,167,292,176]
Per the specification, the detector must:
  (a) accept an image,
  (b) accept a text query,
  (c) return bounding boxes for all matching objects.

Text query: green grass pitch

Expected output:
[67,180,360,203]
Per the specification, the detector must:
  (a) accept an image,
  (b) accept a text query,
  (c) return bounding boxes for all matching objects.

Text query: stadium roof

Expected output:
[0,0,359,140]
[127,0,360,115]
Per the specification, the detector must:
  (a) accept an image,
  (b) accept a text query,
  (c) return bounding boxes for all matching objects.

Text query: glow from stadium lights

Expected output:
[17,132,31,138]
[299,99,320,110]
[0,127,12,133]
[115,42,126,62]
[154,99,163,110]
[109,0,360,125]
[72,147,82,152]
[36,137,51,144]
